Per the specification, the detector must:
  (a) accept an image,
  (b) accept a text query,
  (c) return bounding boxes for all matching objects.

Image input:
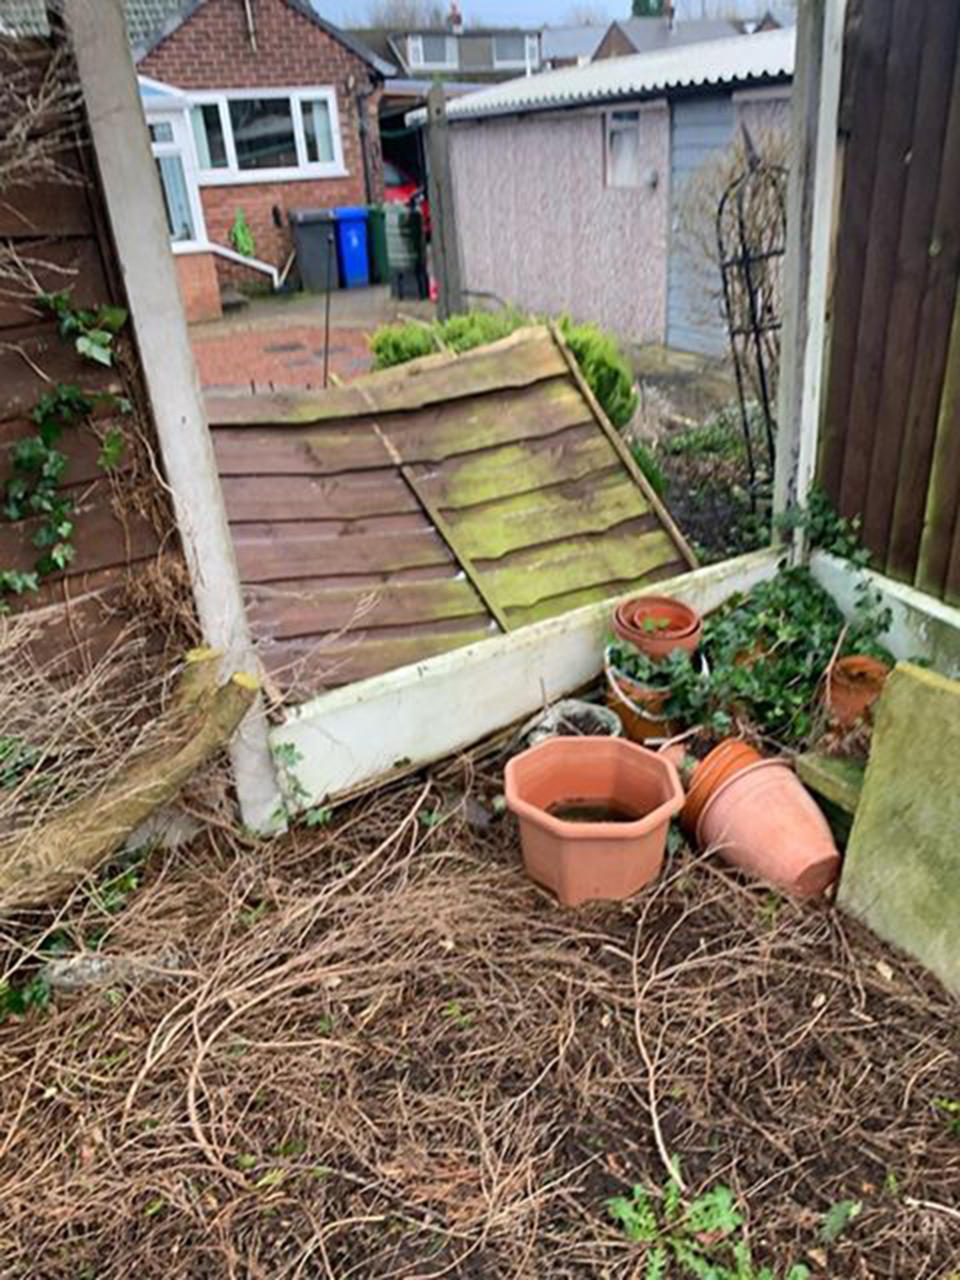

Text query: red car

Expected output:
[384,160,430,238]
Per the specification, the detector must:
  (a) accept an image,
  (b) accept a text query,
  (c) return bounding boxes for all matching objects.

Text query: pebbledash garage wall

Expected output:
[446,49,791,351]
[138,0,386,296]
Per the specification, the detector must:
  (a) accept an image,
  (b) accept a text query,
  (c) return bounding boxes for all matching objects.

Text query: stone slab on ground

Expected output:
[838,662,960,994]
[796,752,865,848]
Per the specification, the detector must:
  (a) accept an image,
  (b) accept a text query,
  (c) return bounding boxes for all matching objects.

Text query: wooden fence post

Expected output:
[773,0,847,558]
[62,0,283,833]
[426,84,464,321]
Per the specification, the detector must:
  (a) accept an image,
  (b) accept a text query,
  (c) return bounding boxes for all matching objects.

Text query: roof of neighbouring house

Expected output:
[603,17,747,54]
[204,326,695,696]
[421,26,793,123]
[540,24,606,63]
[0,0,395,76]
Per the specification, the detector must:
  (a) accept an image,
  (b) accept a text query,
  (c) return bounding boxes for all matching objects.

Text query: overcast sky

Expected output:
[316,2,626,26]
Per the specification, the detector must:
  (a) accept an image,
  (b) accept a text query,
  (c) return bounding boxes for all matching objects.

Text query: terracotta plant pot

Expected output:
[680,738,763,833]
[606,669,674,743]
[823,655,891,727]
[613,594,703,661]
[504,736,684,907]
[696,759,841,897]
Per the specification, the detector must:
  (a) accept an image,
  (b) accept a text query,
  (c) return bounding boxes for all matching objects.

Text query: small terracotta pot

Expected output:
[606,669,673,743]
[504,736,684,907]
[613,595,703,661]
[823,655,891,727]
[680,738,763,833]
[696,759,841,898]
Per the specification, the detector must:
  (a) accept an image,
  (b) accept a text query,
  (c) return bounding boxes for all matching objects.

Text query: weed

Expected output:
[419,807,443,829]
[0,735,41,788]
[607,1170,810,1279]
[304,805,332,828]
[818,1197,862,1244]
[0,973,51,1024]
[441,1000,472,1030]
[632,440,666,496]
[933,1097,960,1135]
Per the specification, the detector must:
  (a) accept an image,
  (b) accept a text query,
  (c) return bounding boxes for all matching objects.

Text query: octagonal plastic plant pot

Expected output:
[504,736,684,907]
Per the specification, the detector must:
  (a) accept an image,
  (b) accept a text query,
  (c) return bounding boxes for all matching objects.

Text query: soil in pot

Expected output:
[823,655,891,728]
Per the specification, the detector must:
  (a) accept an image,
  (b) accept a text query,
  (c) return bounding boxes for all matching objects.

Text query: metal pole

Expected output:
[323,230,334,389]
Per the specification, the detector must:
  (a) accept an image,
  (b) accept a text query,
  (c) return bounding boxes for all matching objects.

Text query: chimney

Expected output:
[448,1,463,33]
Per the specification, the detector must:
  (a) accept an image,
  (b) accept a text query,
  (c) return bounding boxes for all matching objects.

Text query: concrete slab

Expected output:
[796,753,865,847]
[838,662,960,994]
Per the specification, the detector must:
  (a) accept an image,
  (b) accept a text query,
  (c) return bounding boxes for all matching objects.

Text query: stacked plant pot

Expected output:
[606,595,703,742]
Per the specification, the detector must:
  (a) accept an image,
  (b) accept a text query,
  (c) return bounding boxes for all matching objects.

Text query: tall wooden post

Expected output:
[63,0,283,832]
[426,83,464,320]
[773,0,847,557]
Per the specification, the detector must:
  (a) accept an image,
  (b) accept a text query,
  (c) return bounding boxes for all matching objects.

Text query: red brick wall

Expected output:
[140,0,384,275]
[175,251,222,322]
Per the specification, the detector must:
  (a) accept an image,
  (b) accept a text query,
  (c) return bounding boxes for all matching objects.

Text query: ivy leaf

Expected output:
[96,304,128,333]
[819,1198,862,1244]
[97,428,125,471]
[76,333,114,366]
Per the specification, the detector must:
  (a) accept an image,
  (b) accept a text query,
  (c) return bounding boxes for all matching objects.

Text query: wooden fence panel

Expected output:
[819,0,960,599]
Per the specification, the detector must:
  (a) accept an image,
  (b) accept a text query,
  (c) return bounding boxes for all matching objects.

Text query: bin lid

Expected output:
[333,205,370,220]
[288,208,334,224]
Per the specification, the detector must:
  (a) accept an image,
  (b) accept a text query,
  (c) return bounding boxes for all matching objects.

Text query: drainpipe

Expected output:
[355,75,380,204]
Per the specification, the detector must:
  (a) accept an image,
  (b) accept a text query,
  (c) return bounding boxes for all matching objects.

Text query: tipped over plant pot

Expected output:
[612,595,703,661]
[822,655,891,728]
[680,737,763,833]
[504,736,684,906]
[696,758,841,898]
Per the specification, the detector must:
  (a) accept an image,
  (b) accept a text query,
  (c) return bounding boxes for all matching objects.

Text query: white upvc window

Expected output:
[407,33,457,69]
[493,32,539,68]
[606,109,642,188]
[187,86,345,185]
[147,112,207,249]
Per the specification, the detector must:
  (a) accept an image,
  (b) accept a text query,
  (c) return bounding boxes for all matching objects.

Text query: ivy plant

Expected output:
[0,292,129,608]
[609,565,893,749]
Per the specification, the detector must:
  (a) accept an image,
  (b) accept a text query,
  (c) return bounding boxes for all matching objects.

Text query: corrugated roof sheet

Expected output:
[437,26,793,122]
[205,327,694,697]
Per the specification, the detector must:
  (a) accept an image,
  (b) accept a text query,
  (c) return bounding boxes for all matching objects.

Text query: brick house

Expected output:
[132,0,393,320]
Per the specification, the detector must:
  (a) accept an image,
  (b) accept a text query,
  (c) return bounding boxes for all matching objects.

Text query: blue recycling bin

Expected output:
[333,206,370,288]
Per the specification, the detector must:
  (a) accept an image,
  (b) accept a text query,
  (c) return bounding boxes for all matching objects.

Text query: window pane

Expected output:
[149,121,174,143]
[229,97,297,170]
[191,103,227,168]
[301,98,334,165]
[494,34,524,61]
[609,122,640,187]
[421,34,451,63]
[155,154,195,242]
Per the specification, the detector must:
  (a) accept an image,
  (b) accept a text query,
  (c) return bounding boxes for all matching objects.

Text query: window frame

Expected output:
[407,33,458,69]
[492,32,539,68]
[187,86,346,185]
[605,107,643,189]
[146,107,207,250]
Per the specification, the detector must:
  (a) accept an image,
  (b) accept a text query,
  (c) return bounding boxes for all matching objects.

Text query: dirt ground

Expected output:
[189,285,435,391]
[2,758,958,1279]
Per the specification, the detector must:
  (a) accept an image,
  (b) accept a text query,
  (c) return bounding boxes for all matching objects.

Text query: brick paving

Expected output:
[191,323,372,391]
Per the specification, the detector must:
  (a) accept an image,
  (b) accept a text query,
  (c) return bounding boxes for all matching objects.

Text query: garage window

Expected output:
[607,110,642,188]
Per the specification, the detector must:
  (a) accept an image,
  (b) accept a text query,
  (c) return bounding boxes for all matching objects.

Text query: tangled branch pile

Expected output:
[1,766,957,1278]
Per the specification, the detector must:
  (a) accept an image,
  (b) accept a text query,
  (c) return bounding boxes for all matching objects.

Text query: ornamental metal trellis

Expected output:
[716,126,788,512]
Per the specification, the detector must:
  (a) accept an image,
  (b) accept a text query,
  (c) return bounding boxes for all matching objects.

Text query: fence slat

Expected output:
[861,5,960,556]
[836,0,927,518]
[916,285,960,596]
[886,45,960,581]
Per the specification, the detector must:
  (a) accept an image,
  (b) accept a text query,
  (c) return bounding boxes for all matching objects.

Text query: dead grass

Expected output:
[1,760,958,1279]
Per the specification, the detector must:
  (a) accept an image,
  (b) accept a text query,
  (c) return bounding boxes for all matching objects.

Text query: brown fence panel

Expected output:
[819,0,960,598]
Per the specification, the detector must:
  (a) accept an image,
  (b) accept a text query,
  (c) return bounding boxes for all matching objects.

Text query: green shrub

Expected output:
[557,317,638,429]
[369,309,638,433]
[440,308,527,352]
[369,323,438,368]
[631,441,665,497]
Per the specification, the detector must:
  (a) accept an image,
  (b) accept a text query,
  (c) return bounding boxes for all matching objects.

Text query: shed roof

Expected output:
[426,26,793,122]
[205,327,694,697]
